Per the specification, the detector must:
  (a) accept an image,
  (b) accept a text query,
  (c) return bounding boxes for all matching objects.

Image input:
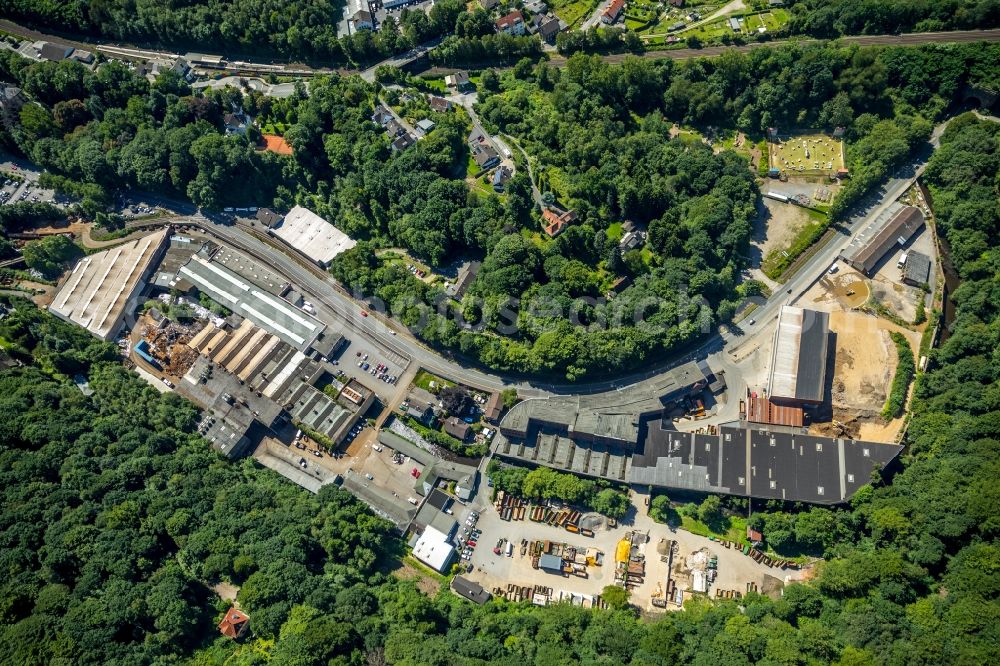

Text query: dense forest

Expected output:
[3,0,1000,66]
[1,111,998,663]
[786,0,1000,37]
[1,40,998,379]
[0,0,467,65]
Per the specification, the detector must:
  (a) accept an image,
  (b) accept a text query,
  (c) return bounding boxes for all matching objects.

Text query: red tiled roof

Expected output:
[496,10,524,29]
[604,0,625,18]
[218,607,250,640]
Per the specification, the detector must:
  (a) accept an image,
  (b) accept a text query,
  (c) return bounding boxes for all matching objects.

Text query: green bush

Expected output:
[882,331,915,419]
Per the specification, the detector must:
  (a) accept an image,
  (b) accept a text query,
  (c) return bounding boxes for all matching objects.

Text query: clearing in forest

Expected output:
[769,133,844,176]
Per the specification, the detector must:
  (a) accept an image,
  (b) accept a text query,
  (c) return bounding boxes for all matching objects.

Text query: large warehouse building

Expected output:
[767,306,830,406]
[628,422,902,505]
[49,229,169,340]
[267,205,356,268]
[844,206,925,276]
[178,253,328,352]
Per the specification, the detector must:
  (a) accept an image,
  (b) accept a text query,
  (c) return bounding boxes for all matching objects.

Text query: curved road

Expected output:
[130,114,949,406]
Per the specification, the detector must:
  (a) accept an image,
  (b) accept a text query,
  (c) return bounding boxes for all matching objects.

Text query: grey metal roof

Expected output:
[539,553,562,571]
[452,577,491,604]
[903,251,931,285]
[849,206,924,275]
[629,423,902,505]
[178,254,324,351]
[768,306,829,403]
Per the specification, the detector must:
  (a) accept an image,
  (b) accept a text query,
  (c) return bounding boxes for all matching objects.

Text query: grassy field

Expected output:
[550,0,599,28]
[769,133,845,174]
[413,369,455,392]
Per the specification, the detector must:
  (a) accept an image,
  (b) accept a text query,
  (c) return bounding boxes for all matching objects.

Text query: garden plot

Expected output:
[769,133,844,176]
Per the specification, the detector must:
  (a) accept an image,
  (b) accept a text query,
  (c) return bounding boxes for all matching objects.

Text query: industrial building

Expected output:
[902,251,932,286]
[628,422,902,505]
[412,526,455,573]
[844,206,925,275]
[49,229,169,340]
[185,319,372,449]
[767,306,830,405]
[495,356,898,505]
[267,205,356,268]
[496,361,710,483]
[177,252,331,352]
[377,430,479,501]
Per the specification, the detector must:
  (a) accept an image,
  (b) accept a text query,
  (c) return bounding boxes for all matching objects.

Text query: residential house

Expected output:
[496,10,527,36]
[255,207,283,227]
[415,118,436,136]
[218,607,250,640]
[542,209,567,237]
[445,71,473,92]
[483,391,503,423]
[428,95,452,112]
[39,42,74,61]
[525,0,549,13]
[480,0,500,9]
[768,0,785,7]
[536,15,562,43]
[729,17,742,31]
[353,10,375,30]
[542,207,577,238]
[385,119,405,137]
[405,397,437,426]
[223,112,247,135]
[669,0,685,6]
[619,230,645,252]
[0,87,26,130]
[446,260,481,299]
[606,275,633,298]
[471,143,500,170]
[372,104,394,126]
[391,133,415,152]
[69,49,94,65]
[602,0,625,24]
[171,57,194,81]
[444,417,472,442]
[492,166,512,191]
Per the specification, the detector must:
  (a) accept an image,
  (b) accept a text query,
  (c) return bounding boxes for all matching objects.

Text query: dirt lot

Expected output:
[753,198,815,261]
[801,267,871,311]
[808,310,918,442]
[394,558,443,596]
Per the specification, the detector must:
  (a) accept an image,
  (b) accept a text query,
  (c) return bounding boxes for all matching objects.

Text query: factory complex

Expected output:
[495,311,902,505]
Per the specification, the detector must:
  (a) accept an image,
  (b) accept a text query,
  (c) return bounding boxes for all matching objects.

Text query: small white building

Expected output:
[412,526,455,573]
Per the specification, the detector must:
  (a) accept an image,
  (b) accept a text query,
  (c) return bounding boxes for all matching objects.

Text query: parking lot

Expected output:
[326,436,428,503]
[0,158,59,207]
[335,334,409,395]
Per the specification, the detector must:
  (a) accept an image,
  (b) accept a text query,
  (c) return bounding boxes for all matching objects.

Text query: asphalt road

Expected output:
[128,112,947,406]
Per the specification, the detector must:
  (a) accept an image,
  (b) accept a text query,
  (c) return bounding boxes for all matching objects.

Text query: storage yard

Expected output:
[465,490,802,612]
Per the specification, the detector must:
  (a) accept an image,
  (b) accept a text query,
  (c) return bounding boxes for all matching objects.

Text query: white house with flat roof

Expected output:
[412,526,455,573]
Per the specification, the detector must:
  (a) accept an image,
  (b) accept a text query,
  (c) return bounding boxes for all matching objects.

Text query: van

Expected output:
[505,542,514,557]
[897,253,908,268]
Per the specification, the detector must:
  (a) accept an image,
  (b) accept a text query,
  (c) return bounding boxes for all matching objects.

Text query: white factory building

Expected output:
[268,205,356,268]
[411,526,455,573]
[49,229,169,340]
